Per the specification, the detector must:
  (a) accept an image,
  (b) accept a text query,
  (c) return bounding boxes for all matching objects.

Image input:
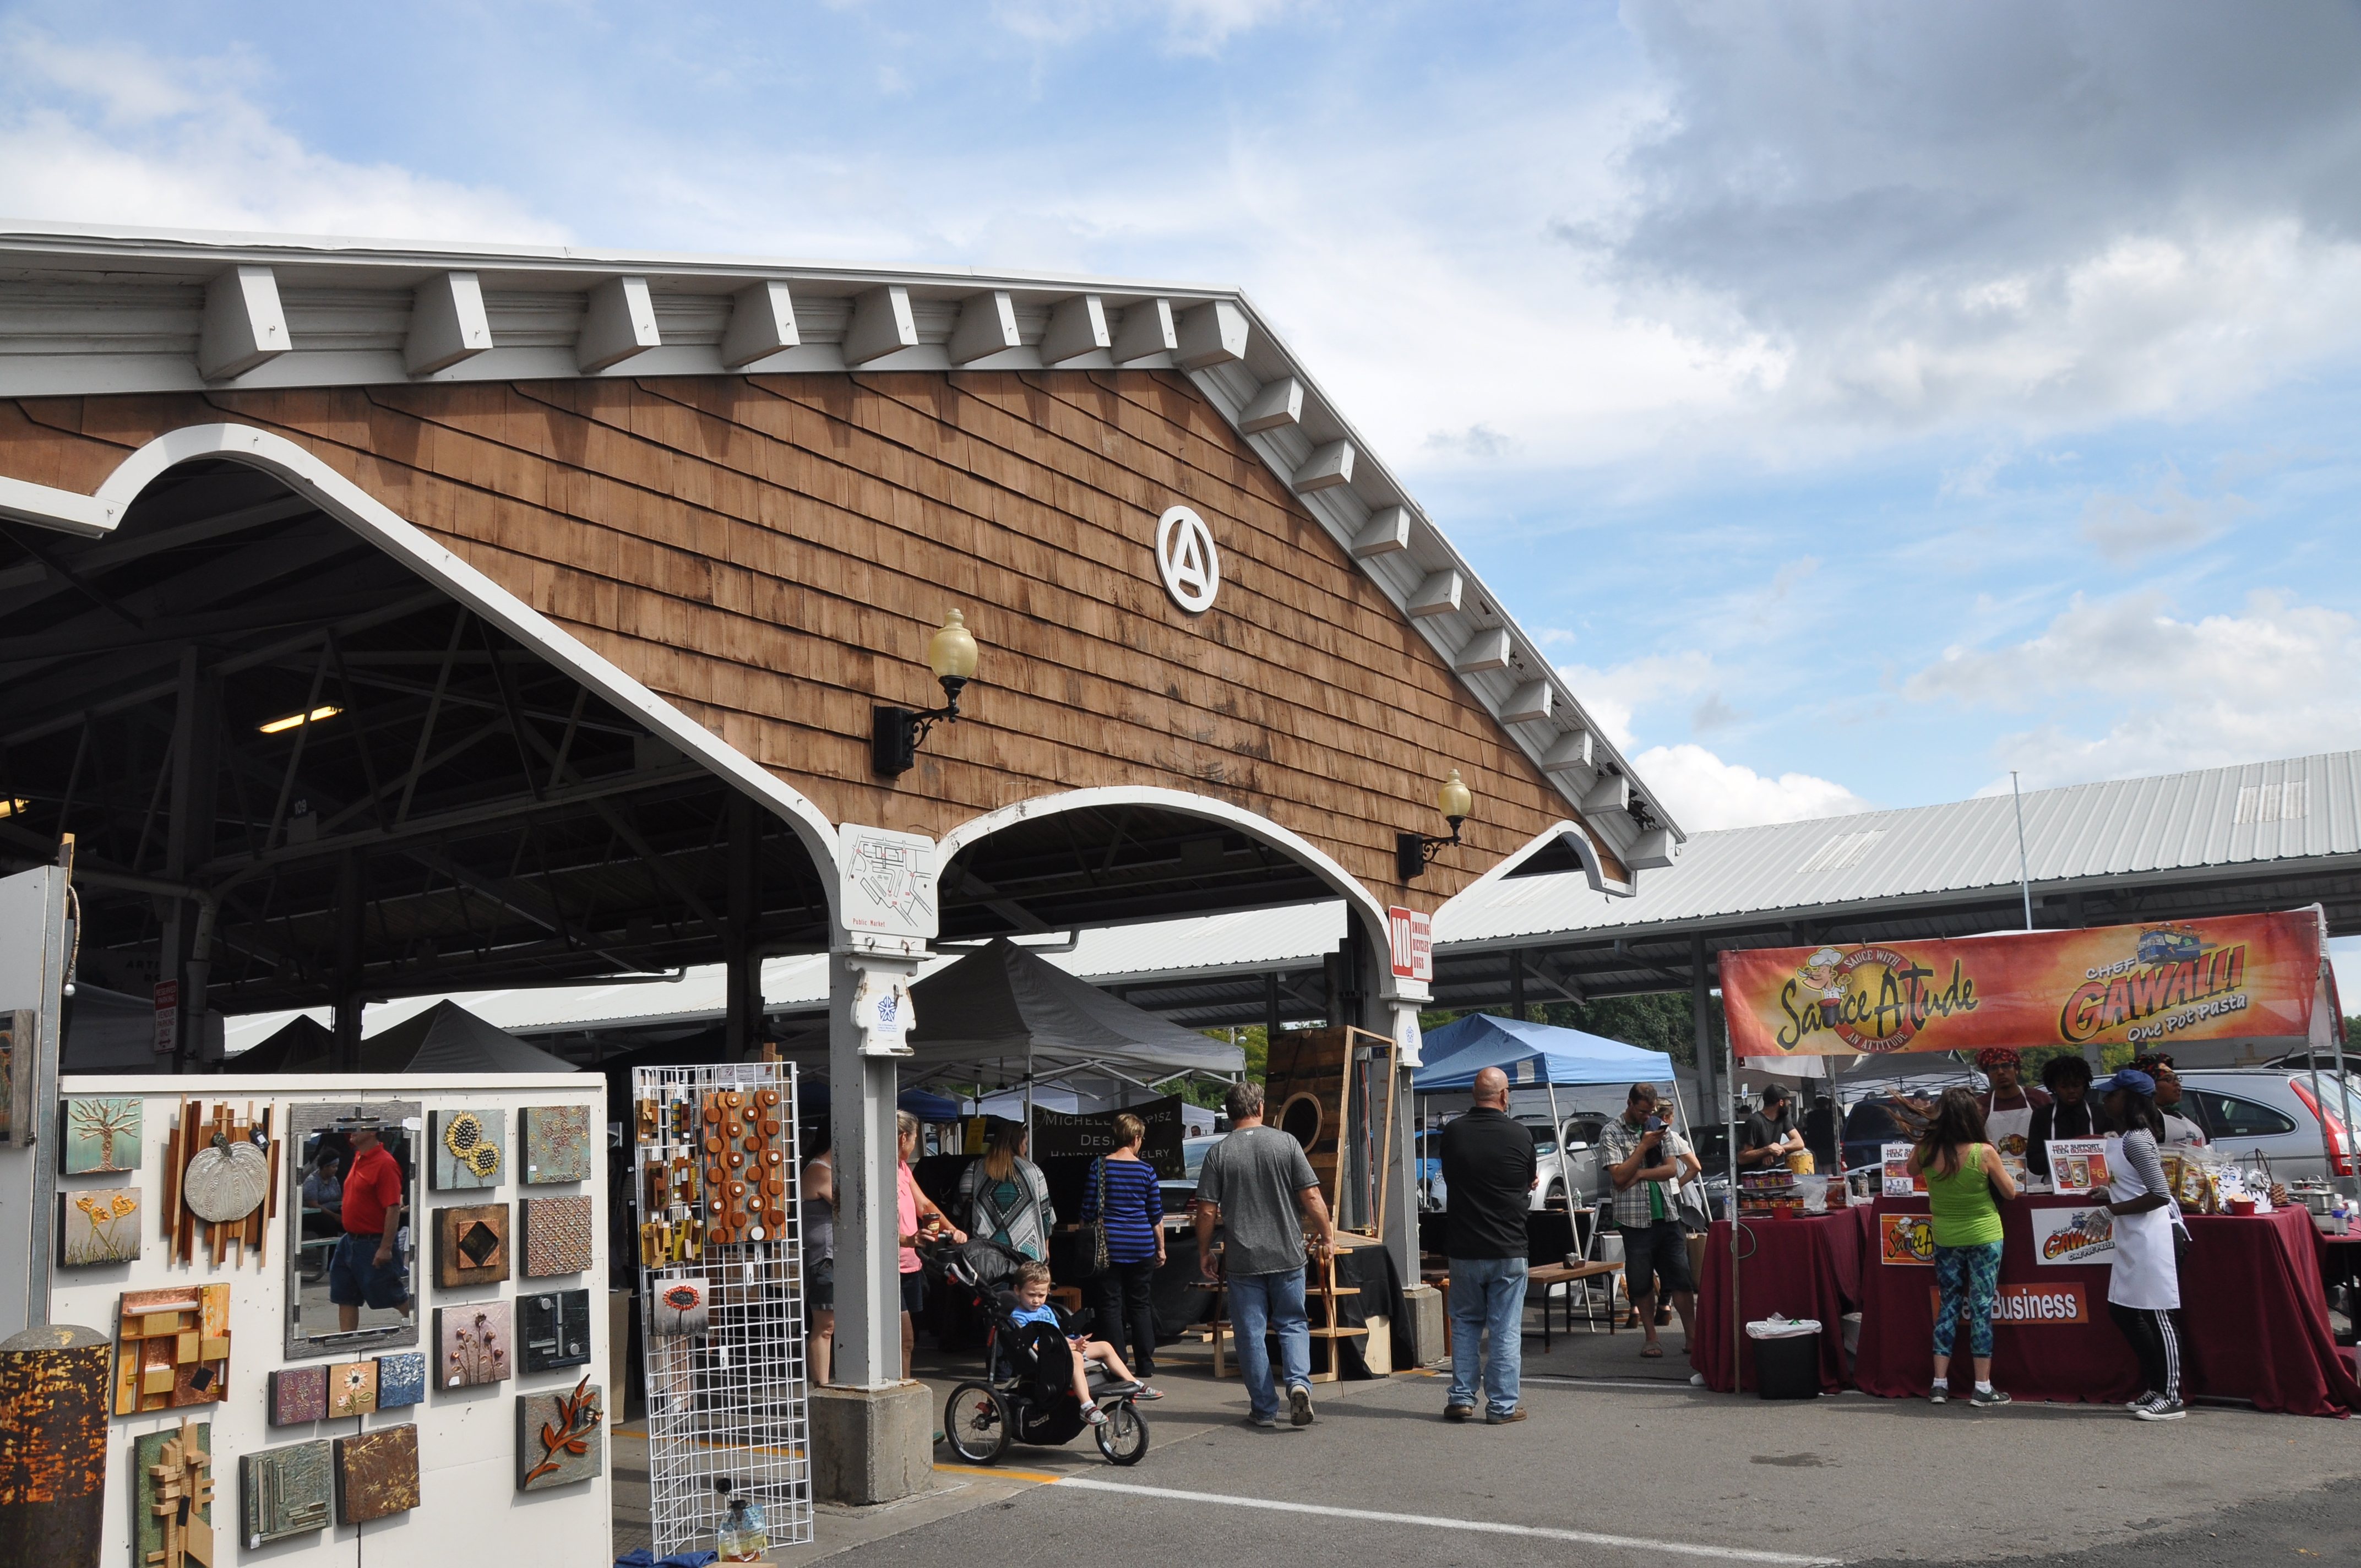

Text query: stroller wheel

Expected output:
[1094,1400,1149,1466]
[944,1381,1011,1464]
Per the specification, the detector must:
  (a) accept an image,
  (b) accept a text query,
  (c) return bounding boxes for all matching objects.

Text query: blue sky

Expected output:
[5,0,2360,838]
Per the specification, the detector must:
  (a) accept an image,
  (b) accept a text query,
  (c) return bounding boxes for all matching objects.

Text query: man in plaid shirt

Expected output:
[1597,1084,1700,1358]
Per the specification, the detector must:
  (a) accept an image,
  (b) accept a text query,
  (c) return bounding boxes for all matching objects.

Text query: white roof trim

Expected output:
[0,224,1680,863]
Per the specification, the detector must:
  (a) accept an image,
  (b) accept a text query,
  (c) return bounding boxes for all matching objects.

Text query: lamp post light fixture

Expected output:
[872,609,980,777]
[1397,769,1474,881]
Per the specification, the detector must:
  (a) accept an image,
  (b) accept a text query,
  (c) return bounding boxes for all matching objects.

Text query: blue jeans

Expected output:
[1447,1255,1527,1418]
[1227,1267,1310,1422]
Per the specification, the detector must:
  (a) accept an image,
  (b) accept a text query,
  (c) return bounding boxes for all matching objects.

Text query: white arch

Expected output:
[936,784,1408,998]
[1434,817,1632,938]
[0,422,841,903]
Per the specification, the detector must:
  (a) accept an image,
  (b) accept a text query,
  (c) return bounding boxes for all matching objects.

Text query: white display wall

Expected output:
[51,1072,610,1568]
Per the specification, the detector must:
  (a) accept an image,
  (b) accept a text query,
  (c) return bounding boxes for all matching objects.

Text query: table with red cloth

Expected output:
[1851,1195,2359,1418]
[1692,1212,1864,1393]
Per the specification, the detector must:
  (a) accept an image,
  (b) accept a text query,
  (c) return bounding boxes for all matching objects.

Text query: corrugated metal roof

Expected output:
[1435,750,2361,948]
[224,902,1346,1053]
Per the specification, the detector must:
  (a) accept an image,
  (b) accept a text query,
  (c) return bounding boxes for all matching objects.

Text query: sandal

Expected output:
[1639,1343,1664,1359]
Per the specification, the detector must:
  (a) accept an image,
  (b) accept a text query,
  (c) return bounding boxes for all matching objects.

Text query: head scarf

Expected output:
[1973,1047,2021,1072]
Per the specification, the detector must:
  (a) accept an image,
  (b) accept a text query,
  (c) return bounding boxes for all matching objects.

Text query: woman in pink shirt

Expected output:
[897,1111,965,1377]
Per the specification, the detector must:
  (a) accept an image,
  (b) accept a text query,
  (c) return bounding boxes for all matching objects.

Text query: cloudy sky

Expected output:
[6,0,2360,838]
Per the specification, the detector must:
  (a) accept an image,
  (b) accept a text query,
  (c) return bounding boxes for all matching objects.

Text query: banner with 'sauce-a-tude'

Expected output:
[1718,911,2320,1059]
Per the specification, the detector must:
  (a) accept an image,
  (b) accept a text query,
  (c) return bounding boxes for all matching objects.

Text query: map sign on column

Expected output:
[837,825,938,944]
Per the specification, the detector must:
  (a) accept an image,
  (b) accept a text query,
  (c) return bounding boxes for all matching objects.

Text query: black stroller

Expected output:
[937,1239,1150,1467]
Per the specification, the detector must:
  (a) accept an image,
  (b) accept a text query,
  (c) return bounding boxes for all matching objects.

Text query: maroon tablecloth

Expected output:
[1693,1213,1863,1393]
[1853,1197,2358,1418]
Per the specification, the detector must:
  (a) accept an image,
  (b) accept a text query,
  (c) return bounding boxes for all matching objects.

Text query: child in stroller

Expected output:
[940,1244,1150,1466]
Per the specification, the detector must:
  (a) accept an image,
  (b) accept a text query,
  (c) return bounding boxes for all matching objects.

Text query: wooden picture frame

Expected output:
[433,1202,510,1288]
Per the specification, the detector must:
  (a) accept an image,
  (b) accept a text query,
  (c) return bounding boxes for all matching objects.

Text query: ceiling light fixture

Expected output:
[259,704,342,735]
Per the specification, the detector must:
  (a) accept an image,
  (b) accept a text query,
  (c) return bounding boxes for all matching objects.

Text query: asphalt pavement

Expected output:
[771,1320,2361,1568]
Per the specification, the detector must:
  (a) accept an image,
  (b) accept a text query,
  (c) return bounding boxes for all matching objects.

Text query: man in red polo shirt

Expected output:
[335,1120,411,1330]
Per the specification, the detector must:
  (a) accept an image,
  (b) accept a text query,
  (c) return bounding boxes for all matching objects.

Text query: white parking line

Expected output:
[1054,1477,1843,1565]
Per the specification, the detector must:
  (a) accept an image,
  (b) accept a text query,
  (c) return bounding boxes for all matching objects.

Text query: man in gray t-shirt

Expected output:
[1195,1080,1336,1429]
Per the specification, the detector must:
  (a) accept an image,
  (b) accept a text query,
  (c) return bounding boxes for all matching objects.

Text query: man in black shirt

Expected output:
[1438,1066,1537,1425]
[1740,1081,1806,1170]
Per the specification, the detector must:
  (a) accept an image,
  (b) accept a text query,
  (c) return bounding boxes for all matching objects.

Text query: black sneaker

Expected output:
[1288,1385,1314,1426]
[1929,1387,1949,1406]
[2133,1398,2186,1422]
[1968,1386,2012,1409]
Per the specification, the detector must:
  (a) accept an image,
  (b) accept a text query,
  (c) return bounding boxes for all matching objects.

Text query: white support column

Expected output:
[826,948,922,1391]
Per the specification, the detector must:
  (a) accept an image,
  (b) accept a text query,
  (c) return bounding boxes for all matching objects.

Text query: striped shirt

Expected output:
[1081,1155,1164,1263]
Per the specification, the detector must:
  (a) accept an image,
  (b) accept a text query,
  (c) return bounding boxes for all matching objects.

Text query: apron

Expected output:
[1985,1092,2036,1161]
[2103,1134,2182,1311]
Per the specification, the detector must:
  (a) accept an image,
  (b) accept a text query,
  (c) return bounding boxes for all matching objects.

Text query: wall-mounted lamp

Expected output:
[872,610,980,776]
[1397,769,1474,881]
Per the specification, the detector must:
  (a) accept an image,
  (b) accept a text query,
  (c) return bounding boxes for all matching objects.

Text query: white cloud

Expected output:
[0,31,563,243]
[1905,590,2361,785]
[1631,742,1872,831]
[1557,649,1716,748]
[2077,470,2249,563]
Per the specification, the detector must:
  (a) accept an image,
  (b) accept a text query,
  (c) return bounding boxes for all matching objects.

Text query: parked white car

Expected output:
[2175,1069,2359,1184]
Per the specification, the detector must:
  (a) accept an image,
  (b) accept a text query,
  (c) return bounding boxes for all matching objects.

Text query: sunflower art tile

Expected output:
[520,1105,591,1185]
[431,1108,504,1191]
[58,1185,140,1265]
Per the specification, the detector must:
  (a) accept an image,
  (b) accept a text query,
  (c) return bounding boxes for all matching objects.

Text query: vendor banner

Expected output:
[1931,1282,2091,1325]
[2030,1205,2117,1266]
[1719,911,2320,1058]
[1032,1095,1186,1179]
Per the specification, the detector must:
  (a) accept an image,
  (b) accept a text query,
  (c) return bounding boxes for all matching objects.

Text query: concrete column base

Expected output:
[810,1381,937,1506]
[1400,1283,1446,1365]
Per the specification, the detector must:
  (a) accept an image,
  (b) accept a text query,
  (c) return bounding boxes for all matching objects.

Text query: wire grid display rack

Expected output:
[634,1063,812,1555]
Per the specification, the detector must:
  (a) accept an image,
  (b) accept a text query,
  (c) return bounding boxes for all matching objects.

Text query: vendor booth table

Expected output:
[1692,1213,1864,1393]
[1852,1196,2358,1417]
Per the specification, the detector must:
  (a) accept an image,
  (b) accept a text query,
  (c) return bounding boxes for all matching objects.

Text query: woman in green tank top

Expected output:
[1907,1087,2020,1408]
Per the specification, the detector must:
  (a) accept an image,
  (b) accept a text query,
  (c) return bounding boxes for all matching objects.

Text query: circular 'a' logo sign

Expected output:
[1155,505,1220,614]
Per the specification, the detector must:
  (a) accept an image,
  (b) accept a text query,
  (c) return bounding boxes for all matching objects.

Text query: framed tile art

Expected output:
[430,1108,504,1191]
[111,1284,230,1415]
[57,1186,140,1265]
[269,1365,327,1427]
[433,1202,510,1288]
[518,1289,592,1374]
[520,1105,591,1185]
[436,1301,512,1388]
[61,1096,143,1175]
[521,1194,594,1277]
[516,1378,602,1491]
[333,1423,418,1525]
[133,1420,211,1568]
[326,1360,378,1419]
[241,1440,331,1548]
[375,1351,427,1411]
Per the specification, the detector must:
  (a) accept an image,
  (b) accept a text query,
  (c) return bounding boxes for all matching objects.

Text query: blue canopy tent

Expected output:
[1412,1013,1675,1091]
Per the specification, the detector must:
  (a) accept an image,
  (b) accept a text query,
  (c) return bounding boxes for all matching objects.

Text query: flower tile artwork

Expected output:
[333,1423,419,1525]
[521,1105,591,1185]
[58,1185,140,1265]
[431,1108,504,1191]
[522,1194,594,1277]
[374,1352,426,1410]
[327,1360,378,1418]
[62,1096,142,1175]
[516,1378,603,1490]
[436,1301,512,1387]
[269,1365,327,1427]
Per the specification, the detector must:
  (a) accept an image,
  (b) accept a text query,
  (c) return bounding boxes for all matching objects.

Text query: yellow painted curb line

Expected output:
[934,1461,1067,1484]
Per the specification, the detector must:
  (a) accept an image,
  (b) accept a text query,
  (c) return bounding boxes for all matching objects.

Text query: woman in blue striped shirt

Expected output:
[1084,1113,1168,1398]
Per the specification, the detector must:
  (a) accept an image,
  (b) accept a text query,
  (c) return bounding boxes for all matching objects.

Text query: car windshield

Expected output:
[1182,1135,1222,1180]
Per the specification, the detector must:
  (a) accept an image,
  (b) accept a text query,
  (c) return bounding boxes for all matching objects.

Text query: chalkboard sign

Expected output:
[1031,1095,1186,1179]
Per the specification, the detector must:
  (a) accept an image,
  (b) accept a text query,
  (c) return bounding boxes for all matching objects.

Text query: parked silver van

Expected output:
[2175,1069,2359,1184]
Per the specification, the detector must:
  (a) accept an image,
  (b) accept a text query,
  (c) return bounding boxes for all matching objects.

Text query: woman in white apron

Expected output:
[2095,1069,2190,1421]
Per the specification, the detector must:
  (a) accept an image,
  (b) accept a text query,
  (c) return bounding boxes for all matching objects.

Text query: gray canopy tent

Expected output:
[238,999,579,1074]
[896,938,1243,1124]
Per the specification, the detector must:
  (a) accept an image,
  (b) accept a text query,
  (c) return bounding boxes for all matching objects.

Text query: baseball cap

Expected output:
[2092,1068,2156,1098]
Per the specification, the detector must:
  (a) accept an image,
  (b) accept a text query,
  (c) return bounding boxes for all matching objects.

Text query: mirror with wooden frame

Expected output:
[284,1100,422,1358]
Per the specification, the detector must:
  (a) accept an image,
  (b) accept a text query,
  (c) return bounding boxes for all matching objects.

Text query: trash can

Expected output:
[1747,1316,1823,1400]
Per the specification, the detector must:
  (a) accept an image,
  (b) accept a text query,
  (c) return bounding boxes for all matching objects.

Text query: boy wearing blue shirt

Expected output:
[1008,1260,1141,1424]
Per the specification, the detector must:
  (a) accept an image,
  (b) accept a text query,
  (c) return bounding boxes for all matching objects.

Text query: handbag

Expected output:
[1081,1156,1113,1276]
